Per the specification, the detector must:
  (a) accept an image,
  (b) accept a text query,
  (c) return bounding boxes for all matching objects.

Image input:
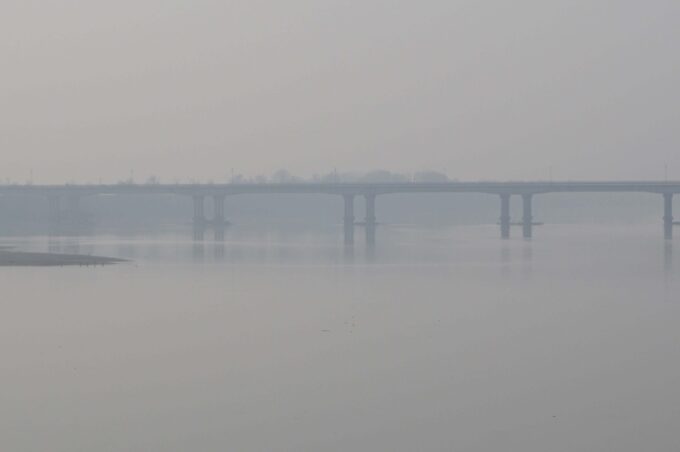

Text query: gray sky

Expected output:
[2,0,679,183]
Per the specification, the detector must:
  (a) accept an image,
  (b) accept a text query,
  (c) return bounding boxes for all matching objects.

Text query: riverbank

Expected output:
[0,250,126,266]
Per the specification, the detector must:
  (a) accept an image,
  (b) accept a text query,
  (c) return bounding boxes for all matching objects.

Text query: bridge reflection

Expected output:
[39,223,677,281]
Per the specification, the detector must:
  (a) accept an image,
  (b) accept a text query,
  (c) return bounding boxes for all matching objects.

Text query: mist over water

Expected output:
[3,0,680,448]
[1,223,678,451]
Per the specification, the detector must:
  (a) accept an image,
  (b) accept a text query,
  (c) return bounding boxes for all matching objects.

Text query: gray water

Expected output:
[1,223,679,451]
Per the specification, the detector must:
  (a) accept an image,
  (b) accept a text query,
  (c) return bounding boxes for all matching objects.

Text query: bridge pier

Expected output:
[193,195,206,226]
[214,226,225,242]
[664,193,673,240]
[365,194,376,226]
[343,194,355,246]
[48,195,61,224]
[213,195,226,226]
[64,195,84,229]
[365,193,377,247]
[500,194,511,239]
[67,195,80,216]
[522,194,533,239]
[193,223,205,241]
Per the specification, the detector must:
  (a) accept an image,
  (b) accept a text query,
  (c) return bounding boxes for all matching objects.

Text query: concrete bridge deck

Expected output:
[1,181,680,196]
[1,181,678,241]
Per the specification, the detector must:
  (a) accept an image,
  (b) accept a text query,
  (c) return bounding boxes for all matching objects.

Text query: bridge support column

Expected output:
[214,226,225,242]
[365,193,377,247]
[48,195,61,224]
[193,195,206,226]
[68,195,80,212]
[63,195,82,228]
[343,194,355,246]
[664,193,673,240]
[213,195,226,225]
[500,194,511,239]
[193,223,205,242]
[365,194,376,226]
[522,194,533,239]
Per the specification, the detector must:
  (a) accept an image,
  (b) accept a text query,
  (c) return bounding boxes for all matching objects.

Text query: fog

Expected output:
[2,0,680,183]
[3,3,680,452]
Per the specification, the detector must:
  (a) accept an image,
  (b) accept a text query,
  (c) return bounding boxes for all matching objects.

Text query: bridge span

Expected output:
[1,181,678,241]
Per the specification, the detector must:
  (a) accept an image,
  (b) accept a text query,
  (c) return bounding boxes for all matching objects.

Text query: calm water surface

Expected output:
[1,224,679,451]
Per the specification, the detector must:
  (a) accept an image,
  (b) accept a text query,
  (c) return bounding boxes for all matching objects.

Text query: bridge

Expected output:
[1,181,679,242]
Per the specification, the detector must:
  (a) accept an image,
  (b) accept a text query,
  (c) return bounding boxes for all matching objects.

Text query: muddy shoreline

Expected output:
[0,250,126,266]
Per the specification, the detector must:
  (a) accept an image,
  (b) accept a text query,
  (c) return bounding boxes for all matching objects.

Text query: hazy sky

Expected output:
[2,0,679,183]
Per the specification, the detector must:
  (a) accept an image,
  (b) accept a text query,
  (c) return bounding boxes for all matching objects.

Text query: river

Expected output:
[1,223,678,451]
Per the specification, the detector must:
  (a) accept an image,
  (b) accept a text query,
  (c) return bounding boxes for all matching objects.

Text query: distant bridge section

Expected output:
[1,181,678,241]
